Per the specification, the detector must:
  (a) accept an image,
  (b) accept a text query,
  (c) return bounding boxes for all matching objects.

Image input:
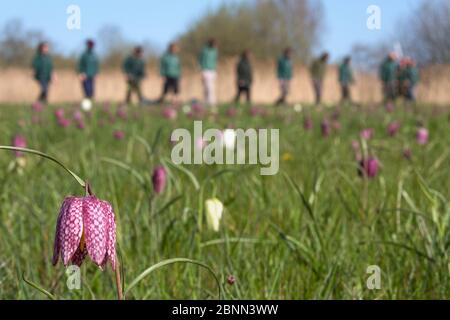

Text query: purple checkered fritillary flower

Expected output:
[52,196,117,270]
[152,166,167,195]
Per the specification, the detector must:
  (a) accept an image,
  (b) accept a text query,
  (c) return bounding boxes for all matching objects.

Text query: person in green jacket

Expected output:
[199,38,218,106]
[123,46,146,105]
[398,57,419,102]
[32,42,53,103]
[275,47,293,106]
[310,52,329,105]
[78,39,99,99]
[158,43,181,104]
[379,52,398,102]
[338,56,354,103]
[234,50,253,104]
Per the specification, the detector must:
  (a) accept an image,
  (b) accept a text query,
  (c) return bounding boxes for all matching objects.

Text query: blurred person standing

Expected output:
[310,52,329,105]
[275,48,293,106]
[338,56,354,103]
[78,39,99,101]
[199,38,218,107]
[32,42,54,104]
[379,52,398,102]
[123,46,146,105]
[158,43,181,104]
[234,50,253,104]
[399,57,419,102]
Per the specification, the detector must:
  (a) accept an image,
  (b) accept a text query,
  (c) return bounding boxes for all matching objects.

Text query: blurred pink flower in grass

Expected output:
[303,117,313,131]
[358,157,380,179]
[152,166,167,195]
[162,107,177,120]
[57,117,71,128]
[12,134,27,157]
[32,101,44,112]
[52,196,116,270]
[226,107,238,118]
[54,108,65,119]
[360,128,374,140]
[387,121,401,137]
[321,119,331,137]
[113,130,125,140]
[416,127,429,145]
[385,102,395,113]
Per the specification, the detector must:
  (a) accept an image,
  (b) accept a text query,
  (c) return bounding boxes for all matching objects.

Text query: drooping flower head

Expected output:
[162,107,177,120]
[12,134,27,157]
[321,119,331,137]
[32,101,44,112]
[303,117,313,131]
[52,196,116,270]
[360,128,374,140]
[387,121,401,137]
[358,157,380,179]
[152,166,167,195]
[416,127,429,145]
[113,130,125,140]
[205,198,224,232]
[226,107,237,118]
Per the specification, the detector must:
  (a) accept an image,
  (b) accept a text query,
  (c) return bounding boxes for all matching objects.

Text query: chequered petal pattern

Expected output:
[58,197,84,266]
[83,196,108,267]
[53,195,117,271]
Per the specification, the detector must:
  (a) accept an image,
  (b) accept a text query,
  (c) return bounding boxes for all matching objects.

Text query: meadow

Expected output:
[0,101,449,299]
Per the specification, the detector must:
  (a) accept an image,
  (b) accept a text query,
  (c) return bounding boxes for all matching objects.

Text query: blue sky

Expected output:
[1,0,421,59]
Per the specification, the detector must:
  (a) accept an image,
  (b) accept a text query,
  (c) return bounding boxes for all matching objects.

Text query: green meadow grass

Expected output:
[0,102,449,299]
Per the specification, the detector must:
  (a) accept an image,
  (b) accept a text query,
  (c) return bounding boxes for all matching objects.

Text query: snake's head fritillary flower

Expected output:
[73,110,84,122]
[55,108,65,119]
[52,196,116,270]
[387,121,401,137]
[226,107,237,118]
[249,106,261,117]
[227,275,236,285]
[416,128,429,145]
[113,130,125,140]
[116,106,128,120]
[162,107,177,120]
[205,198,223,232]
[321,119,331,137]
[360,128,374,140]
[303,117,313,131]
[152,166,167,195]
[32,101,44,112]
[403,148,412,160]
[57,117,71,128]
[358,157,380,179]
[12,134,27,157]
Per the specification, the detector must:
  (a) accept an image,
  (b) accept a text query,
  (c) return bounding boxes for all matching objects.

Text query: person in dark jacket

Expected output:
[32,42,53,103]
[398,57,420,102]
[275,47,293,106]
[338,56,354,103]
[310,52,329,105]
[234,50,253,104]
[158,43,181,104]
[379,52,398,102]
[78,39,99,99]
[123,46,146,104]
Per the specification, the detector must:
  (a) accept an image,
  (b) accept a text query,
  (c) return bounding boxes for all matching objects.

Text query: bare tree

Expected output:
[177,0,324,63]
[401,0,450,65]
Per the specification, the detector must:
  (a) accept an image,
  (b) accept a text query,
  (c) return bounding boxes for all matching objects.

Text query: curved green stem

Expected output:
[0,146,85,188]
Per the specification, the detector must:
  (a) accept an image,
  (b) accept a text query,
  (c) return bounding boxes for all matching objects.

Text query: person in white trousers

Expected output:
[199,38,218,107]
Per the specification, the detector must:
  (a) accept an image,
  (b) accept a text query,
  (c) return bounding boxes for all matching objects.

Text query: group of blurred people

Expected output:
[379,52,420,103]
[31,38,419,107]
